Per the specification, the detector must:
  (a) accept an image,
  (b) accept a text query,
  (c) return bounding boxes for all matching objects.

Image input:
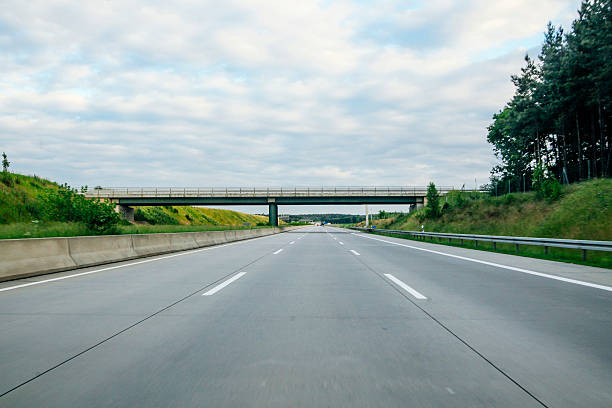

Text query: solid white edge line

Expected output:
[202,272,247,296]
[273,248,283,254]
[350,250,360,256]
[0,232,288,293]
[352,233,612,293]
[384,274,428,300]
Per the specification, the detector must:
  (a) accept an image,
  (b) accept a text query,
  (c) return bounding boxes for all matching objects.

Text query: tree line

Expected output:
[487,0,611,193]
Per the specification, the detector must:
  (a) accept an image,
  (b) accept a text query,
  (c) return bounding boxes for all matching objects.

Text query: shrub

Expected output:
[426,182,441,218]
[1,172,13,187]
[542,178,562,201]
[40,184,120,233]
[532,162,562,201]
[134,208,147,222]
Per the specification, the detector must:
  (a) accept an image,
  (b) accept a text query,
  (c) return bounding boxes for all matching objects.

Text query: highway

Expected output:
[0,226,611,407]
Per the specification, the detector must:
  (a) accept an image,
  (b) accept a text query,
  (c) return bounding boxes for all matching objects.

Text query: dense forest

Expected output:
[487,0,611,193]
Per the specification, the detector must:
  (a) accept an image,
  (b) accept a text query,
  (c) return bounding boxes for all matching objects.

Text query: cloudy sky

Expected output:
[1,1,581,213]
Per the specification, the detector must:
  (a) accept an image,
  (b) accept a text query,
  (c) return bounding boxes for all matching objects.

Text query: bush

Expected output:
[426,182,441,218]
[532,162,562,201]
[1,172,13,187]
[411,208,429,223]
[134,208,147,222]
[542,178,562,201]
[40,184,120,233]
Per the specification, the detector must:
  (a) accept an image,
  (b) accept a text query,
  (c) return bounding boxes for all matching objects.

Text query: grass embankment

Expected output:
[363,179,612,268]
[0,172,272,239]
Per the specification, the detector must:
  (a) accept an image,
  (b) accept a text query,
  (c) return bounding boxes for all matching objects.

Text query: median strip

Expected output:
[384,273,427,300]
[202,272,247,296]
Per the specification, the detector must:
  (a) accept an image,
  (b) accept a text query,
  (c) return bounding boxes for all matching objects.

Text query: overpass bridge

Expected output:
[85,186,457,226]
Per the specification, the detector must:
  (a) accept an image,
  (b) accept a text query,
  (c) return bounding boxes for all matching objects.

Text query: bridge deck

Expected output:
[84,186,457,200]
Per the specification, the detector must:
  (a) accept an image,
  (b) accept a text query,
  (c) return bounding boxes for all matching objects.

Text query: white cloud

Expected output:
[0,0,582,212]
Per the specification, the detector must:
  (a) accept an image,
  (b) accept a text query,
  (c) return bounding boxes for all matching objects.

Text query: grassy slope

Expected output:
[373,179,611,240]
[362,179,612,268]
[134,205,268,226]
[0,172,270,238]
[0,173,59,223]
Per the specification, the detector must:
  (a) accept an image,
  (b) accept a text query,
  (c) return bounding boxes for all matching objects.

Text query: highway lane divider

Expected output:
[0,227,304,283]
[384,274,428,300]
[201,272,247,296]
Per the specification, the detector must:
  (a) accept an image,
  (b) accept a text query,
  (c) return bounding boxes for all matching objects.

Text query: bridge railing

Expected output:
[351,227,612,261]
[83,186,467,199]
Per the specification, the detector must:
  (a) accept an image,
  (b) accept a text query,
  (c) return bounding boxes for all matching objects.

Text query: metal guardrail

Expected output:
[84,186,468,199]
[351,228,612,261]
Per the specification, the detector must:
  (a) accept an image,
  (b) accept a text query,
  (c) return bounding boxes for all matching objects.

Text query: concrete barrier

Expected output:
[131,233,174,257]
[68,235,137,268]
[0,226,305,282]
[193,232,216,247]
[0,237,76,281]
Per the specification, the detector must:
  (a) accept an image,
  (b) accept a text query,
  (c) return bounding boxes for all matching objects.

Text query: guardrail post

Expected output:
[493,242,496,250]
[515,244,519,253]
[475,240,478,248]
[544,246,548,255]
[582,249,587,261]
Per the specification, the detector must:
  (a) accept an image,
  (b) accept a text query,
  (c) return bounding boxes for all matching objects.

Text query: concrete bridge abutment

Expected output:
[116,205,135,222]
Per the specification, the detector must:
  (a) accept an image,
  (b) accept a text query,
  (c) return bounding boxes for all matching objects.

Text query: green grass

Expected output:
[0,221,276,240]
[0,222,91,239]
[367,230,612,269]
[117,224,274,235]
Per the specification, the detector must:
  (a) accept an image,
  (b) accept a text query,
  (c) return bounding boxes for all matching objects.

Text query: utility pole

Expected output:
[365,204,369,227]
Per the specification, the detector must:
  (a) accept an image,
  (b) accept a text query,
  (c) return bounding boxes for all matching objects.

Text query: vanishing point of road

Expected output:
[1,226,610,407]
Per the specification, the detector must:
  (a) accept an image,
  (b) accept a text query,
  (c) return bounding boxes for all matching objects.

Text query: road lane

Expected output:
[336,227,612,407]
[0,231,297,397]
[0,226,610,407]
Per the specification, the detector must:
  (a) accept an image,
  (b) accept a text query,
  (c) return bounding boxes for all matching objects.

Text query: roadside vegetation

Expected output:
[359,179,612,268]
[0,169,275,239]
[486,1,611,191]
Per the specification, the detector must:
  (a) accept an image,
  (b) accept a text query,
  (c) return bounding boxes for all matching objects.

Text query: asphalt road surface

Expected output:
[0,226,610,407]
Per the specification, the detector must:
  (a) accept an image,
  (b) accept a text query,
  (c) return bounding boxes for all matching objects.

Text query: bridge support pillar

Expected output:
[115,205,134,222]
[268,203,278,226]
